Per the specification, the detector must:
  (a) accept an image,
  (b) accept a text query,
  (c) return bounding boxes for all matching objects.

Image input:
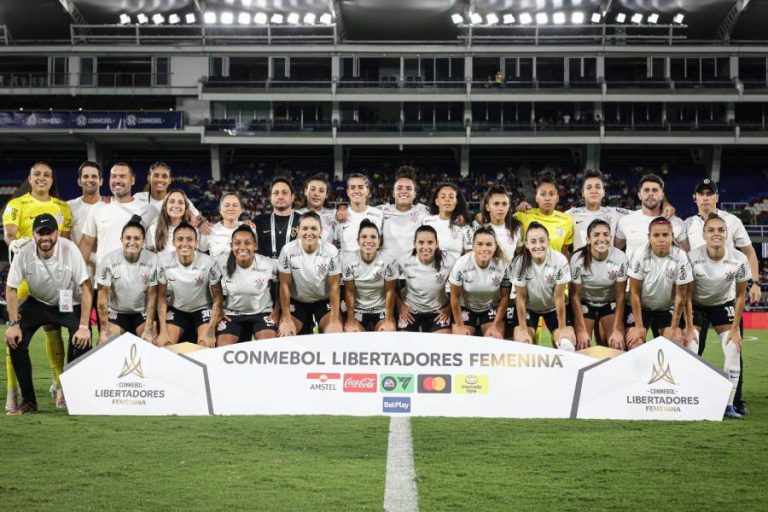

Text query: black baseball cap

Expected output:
[694,178,718,194]
[33,213,58,234]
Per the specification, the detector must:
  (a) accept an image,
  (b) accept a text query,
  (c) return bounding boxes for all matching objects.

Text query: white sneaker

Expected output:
[49,382,57,397]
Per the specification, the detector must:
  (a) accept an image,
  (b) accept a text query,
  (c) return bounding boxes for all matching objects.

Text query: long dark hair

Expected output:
[411,224,443,271]
[9,162,60,201]
[226,224,257,278]
[301,173,332,209]
[429,182,471,228]
[471,225,505,262]
[357,218,382,247]
[515,221,549,278]
[480,185,522,241]
[573,219,611,272]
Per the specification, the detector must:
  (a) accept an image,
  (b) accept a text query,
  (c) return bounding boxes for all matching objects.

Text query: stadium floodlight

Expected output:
[647,13,659,24]
[631,13,643,24]
[451,13,463,24]
[469,13,482,24]
[615,13,626,23]
[137,13,149,24]
[287,12,300,24]
[553,12,565,24]
[152,14,164,25]
[271,13,284,24]
[242,0,252,6]
[304,13,316,25]
[221,12,234,24]
[519,13,533,25]
[503,14,515,24]
[254,12,268,24]
[203,11,217,24]
[486,14,499,25]
[591,12,602,23]
[119,13,131,25]
[185,13,196,24]
[319,13,333,25]
[572,12,585,24]
[238,12,251,25]
[168,14,180,25]
[536,13,548,25]
[673,13,685,24]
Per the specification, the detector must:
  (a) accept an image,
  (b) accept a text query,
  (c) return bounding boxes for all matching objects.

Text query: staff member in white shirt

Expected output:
[203,193,252,261]
[689,214,751,419]
[5,214,92,414]
[95,216,158,345]
[67,161,103,281]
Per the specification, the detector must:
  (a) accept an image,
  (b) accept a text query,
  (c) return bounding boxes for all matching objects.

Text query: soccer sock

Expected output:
[556,338,575,352]
[5,347,18,393]
[44,328,65,390]
[720,331,741,407]
[687,329,700,355]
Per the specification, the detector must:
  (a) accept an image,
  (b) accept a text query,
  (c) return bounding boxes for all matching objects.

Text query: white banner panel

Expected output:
[187,332,596,417]
[572,337,732,421]
[60,333,212,416]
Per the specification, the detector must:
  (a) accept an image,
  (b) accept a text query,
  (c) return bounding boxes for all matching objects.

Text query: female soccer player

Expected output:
[334,174,384,254]
[217,225,279,345]
[278,211,343,336]
[395,225,455,334]
[95,217,158,344]
[422,182,473,260]
[449,227,510,338]
[156,222,223,347]
[514,174,573,258]
[626,217,694,350]
[146,189,206,255]
[512,222,576,350]
[297,174,337,244]
[477,185,522,261]
[341,219,398,332]
[204,193,249,260]
[378,167,430,259]
[689,214,751,418]
[569,219,629,350]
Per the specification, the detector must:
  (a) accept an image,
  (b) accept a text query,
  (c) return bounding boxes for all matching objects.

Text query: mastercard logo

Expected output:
[417,374,452,394]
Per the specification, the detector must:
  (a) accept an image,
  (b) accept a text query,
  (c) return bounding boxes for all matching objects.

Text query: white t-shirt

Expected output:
[67,196,99,280]
[570,246,629,306]
[296,207,336,244]
[565,205,631,251]
[96,248,158,313]
[395,251,455,313]
[341,251,398,313]
[219,254,278,315]
[277,239,341,303]
[146,223,207,256]
[449,253,511,312]
[471,221,521,264]
[157,251,222,312]
[688,246,751,307]
[422,215,473,260]
[627,244,693,311]
[378,203,430,260]
[82,199,159,266]
[512,249,571,314]
[684,209,751,251]
[7,238,89,306]
[615,210,687,262]
[134,191,200,217]
[334,206,385,253]
[201,222,243,260]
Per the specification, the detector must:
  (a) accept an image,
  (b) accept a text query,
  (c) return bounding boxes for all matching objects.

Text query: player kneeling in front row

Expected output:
[512,222,576,350]
[217,225,279,345]
[156,222,223,347]
[96,216,158,345]
[689,214,751,419]
[626,217,694,350]
[449,226,510,338]
[5,214,92,414]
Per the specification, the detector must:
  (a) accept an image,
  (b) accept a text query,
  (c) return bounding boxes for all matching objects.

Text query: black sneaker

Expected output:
[734,402,749,416]
[6,401,38,416]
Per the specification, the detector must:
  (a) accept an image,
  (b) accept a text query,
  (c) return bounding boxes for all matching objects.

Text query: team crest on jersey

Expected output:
[664,265,677,280]
[373,271,383,281]
[290,227,298,238]
[725,270,736,282]
[545,272,556,284]
[410,211,420,223]
[55,212,64,225]
[140,272,150,286]
[317,262,328,275]
[490,275,501,287]
[435,272,446,284]
[5,207,17,221]
[254,277,266,290]
[450,226,461,239]
[607,268,619,280]
[556,227,564,238]
[343,266,354,279]
[195,274,205,286]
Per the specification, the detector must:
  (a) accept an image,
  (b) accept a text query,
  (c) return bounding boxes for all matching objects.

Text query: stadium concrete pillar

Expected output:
[726,103,735,124]
[586,144,601,171]
[710,146,722,182]
[729,56,739,79]
[334,145,344,180]
[460,146,469,177]
[210,145,221,181]
[85,141,101,165]
[596,57,604,82]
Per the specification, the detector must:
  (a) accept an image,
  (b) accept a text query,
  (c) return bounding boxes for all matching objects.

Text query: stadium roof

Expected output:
[0,0,767,43]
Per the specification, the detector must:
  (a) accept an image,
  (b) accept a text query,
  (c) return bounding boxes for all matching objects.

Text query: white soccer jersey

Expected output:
[615,210,687,262]
[7,238,89,306]
[512,248,571,314]
[395,251,455,313]
[684,209,751,251]
[134,191,200,217]
[471,222,521,263]
[341,251,398,313]
[566,206,630,251]
[277,239,341,303]
[296,207,336,244]
[378,203,430,260]
[82,199,159,265]
[449,253,511,312]
[146,223,207,256]
[220,254,278,315]
[688,246,751,307]
[157,251,222,312]
[422,215,473,260]
[628,244,693,311]
[67,196,99,280]
[334,206,385,253]
[570,246,629,306]
[201,222,244,260]
[96,248,158,313]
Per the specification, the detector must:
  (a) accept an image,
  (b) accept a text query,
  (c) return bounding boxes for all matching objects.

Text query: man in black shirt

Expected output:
[254,177,301,259]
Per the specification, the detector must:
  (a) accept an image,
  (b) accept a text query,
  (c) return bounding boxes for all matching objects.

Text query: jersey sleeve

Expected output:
[384,255,398,281]
[148,264,159,287]
[269,258,279,282]
[6,254,24,289]
[156,261,167,285]
[563,217,574,246]
[341,253,356,282]
[675,257,693,285]
[731,218,752,248]
[71,248,89,286]
[57,200,72,233]
[614,216,627,241]
[511,257,527,288]
[462,226,473,251]
[95,258,113,287]
[555,257,571,285]
[736,255,752,283]
[616,253,630,283]
[277,246,292,274]
[81,204,99,238]
[208,260,222,285]
[627,254,644,280]
[500,264,512,288]
[673,217,688,243]
[327,250,341,277]
[570,255,582,284]
[2,197,21,228]
[448,259,464,287]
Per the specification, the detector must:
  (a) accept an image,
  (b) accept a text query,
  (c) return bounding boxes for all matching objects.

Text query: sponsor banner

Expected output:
[0,111,183,130]
[572,337,731,421]
[187,332,595,417]
[60,333,211,416]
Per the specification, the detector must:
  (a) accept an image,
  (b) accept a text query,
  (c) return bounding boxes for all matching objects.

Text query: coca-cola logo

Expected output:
[343,373,378,393]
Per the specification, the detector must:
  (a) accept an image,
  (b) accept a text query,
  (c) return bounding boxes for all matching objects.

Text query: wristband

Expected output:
[79,324,90,330]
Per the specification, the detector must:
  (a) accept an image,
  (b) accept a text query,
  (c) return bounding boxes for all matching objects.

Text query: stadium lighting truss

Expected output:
[119,13,131,25]
[451,13,463,25]
[519,13,533,25]
[137,13,149,25]
[168,14,181,25]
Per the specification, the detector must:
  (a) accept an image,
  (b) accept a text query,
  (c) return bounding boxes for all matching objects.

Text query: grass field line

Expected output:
[384,417,420,512]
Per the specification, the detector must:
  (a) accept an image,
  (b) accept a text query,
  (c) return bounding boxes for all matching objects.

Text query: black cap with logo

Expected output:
[694,178,718,195]
[32,213,58,234]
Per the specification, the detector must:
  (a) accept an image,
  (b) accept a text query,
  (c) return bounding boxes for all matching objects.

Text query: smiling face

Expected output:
[304,180,328,210]
[173,226,197,258]
[231,230,256,263]
[164,191,187,222]
[219,194,242,223]
[121,226,144,258]
[347,177,369,206]
[485,193,510,224]
[149,166,171,195]
[648,223,673,256]
[525,227,550,261]
[435,186,458,216]
[703,217,727,250]
[34,228,58,253]
[298,216,322,248]
[29,164,54,196]
[535,182,558,214]
[414,230,438,263]
[393,178,417,208]
[587,224,611,257]
[109,165,135,198]
[358,227,381,258]
[78,165,102,195]
[472,233,497,265]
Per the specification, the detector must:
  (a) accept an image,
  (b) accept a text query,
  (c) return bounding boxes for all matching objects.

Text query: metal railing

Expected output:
[721,202,749,211]
[203,78,333,89]
[0,72,172,89]
[0,25,9,46]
